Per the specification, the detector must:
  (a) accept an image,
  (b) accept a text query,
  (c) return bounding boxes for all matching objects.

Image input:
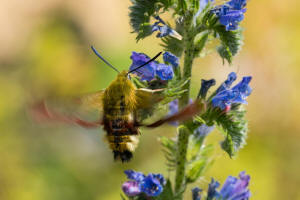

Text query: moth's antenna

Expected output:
[127,52,162,74]
[91,46,120,73]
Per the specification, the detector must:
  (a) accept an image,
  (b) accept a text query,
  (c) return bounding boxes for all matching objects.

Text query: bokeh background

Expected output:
[0,0,299,199]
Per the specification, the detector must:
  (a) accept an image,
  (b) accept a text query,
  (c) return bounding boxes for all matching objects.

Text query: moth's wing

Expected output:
[144,100,206,128]
[77,90,104,112]
[30,90,105,128]
[135,88,164,109]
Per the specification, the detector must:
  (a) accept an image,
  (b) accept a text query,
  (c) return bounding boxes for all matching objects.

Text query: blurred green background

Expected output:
[0,1,299,199]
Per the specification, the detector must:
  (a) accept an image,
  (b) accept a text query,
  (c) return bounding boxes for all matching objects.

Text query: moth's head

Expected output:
[91,46,162,81]
[118,70,131,80]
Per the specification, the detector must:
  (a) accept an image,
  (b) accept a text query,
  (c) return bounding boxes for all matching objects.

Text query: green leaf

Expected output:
[129,0,157,41]
[193,31,209,57]
[200,104,248,157]
[176,0,187,15]
[186,159,206,183]
[156,179,175,200]
[159,136,177,171]
[215,105,248,157]
[131,76,148,88]
[214,26,243,64]
[129,0,174,41]
[186,139,214,183]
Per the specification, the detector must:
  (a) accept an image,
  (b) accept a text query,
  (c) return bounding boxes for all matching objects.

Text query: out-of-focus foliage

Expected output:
[0,1,300,200]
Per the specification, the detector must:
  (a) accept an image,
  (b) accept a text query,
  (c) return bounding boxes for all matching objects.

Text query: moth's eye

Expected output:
[127,74,131,80]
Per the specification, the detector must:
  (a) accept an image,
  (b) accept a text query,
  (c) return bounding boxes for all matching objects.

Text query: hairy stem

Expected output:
[174,12,195,195]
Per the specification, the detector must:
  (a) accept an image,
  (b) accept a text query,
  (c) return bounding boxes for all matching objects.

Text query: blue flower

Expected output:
[129,51,177,82]
[198,79,216,99]
[206,171,251,200]
[122,170,166,197]
[163,52,179,67]
[129,52,156,81]
[122,181,141,197]
[156,63,174,80]
[192,187,202,200]
[212,0,247,31]
[207,178,221,200]
[218,9,246,31]
[151,16,182,40]
[152,173,166,185]
[227,0,247,10]
[216,72,237,93]
[140,174,163,196]
[220,171,251,199]
[211,72,252,110]
[124,170,145,182]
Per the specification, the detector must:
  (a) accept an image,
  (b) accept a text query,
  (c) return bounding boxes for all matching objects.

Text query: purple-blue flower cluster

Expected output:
[206,171,251,200]
[151,16,182,40]
[122,170,166,197]
[211,72,252,111]
[129,51,178,81]
[212,0,247,31]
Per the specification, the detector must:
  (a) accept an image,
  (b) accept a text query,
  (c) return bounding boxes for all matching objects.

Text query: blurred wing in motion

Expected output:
[30,90,105,128]
[135,88,164,109]
[144,100,206,128]
[77,90,104,111]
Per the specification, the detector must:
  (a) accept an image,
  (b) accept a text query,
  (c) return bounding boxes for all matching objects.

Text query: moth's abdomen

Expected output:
[106,135,139,161]
[103,116,140,162]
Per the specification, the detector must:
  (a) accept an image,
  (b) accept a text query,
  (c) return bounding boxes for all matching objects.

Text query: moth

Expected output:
[31,46,204,162]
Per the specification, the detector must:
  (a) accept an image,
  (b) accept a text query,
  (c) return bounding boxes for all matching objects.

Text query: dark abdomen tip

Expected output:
[113,150,133,162]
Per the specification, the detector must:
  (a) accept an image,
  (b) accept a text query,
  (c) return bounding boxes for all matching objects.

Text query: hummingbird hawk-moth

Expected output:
[31,46,204,162]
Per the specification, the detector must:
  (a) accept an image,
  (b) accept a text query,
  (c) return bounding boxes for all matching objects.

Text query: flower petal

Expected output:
[156,63,174,80]
[124,170,145,182]
[122,181,141,197]
[129,52,156,81]
[140,174,163,196]
[163,52,179,67]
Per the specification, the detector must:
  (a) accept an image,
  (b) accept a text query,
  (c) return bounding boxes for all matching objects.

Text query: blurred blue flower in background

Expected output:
[194,124,215,138]
[122,170,166,197]
[212,72,252,110]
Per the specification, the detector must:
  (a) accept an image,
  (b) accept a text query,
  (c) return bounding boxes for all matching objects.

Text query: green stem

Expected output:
[174,12,196,195]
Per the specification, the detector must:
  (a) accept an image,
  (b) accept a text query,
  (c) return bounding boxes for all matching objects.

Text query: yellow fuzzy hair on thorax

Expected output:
[102,71,137,119]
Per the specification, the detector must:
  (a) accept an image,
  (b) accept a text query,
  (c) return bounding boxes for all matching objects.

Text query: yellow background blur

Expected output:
[0,1,299,199]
